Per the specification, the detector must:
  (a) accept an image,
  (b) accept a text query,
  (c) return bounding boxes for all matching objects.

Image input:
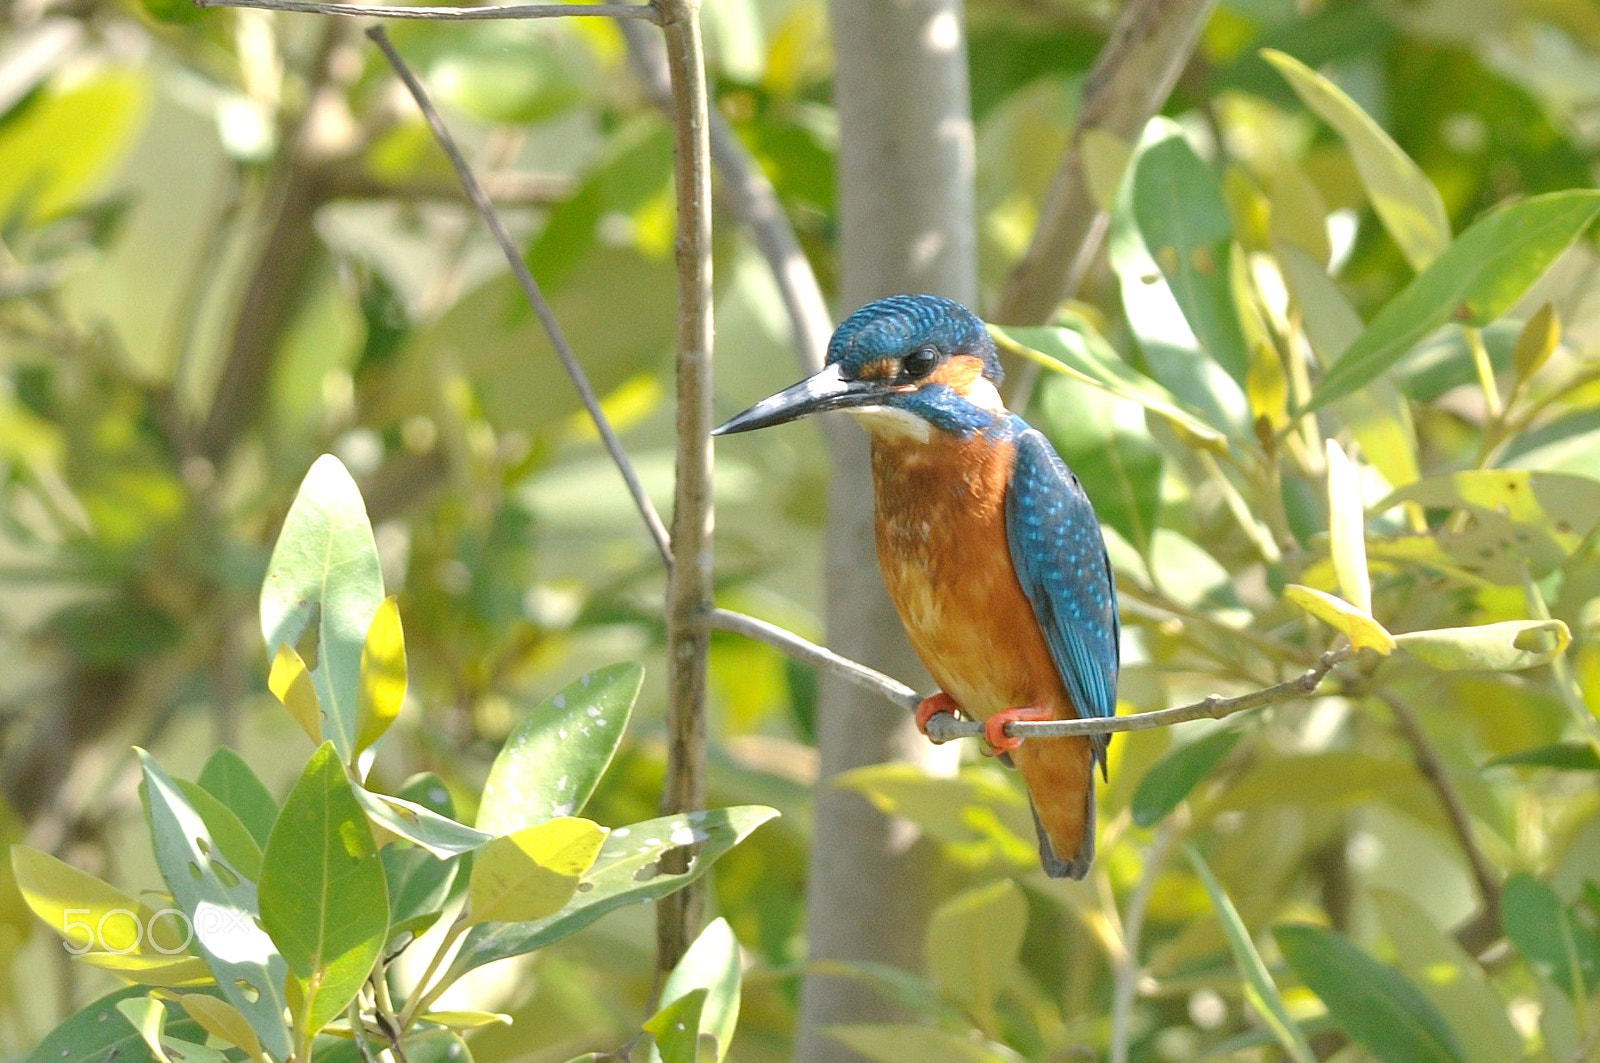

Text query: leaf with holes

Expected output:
[138,751,290,1060]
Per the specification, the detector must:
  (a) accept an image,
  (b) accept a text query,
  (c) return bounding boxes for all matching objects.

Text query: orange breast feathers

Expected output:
[868,429,1096,870]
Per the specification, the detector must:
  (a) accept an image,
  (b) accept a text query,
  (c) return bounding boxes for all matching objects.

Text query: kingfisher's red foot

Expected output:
[915,692,961,743]
[983,705,1053,754]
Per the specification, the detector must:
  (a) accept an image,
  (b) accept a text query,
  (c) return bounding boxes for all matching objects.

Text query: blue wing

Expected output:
[1003,424,1120,771]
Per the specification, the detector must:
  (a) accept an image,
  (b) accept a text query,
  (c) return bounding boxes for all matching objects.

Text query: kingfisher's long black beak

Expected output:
[711,364,890,436]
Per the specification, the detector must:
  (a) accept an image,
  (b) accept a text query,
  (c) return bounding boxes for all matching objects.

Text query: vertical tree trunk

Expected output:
[796,3,976,1060]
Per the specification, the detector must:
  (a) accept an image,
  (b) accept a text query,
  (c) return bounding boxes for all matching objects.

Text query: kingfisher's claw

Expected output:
[982,705,1053,753]
[915,692,961,742]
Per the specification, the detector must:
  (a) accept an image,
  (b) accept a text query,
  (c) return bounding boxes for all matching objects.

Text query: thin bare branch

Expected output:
[366,26,674,567]
[1377,690,1502,940]
[707,608,920,711]
[655,0,715,977]
[196,0,660,21]
[712,602,1354,739]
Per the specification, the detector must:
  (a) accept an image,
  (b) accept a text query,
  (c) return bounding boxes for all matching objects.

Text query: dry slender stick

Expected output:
[654,0,715,977]
[365,26,673,568]
[196,0,659,19]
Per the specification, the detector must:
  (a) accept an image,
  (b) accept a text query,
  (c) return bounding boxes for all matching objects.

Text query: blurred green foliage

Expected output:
[1,0,1599,1060]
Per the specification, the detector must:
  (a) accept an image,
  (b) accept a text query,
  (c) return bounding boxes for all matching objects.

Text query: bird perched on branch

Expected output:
[713,294,1119,878]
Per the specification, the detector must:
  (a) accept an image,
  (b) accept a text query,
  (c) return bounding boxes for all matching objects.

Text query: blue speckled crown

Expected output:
[826,295,1004,385]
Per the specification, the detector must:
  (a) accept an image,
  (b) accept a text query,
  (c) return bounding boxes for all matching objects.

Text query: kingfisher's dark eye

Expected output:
[901,346,939,380]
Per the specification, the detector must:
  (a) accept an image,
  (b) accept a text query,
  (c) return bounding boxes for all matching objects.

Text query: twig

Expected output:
[711,605,1353,738]
[1377,691,1502,932]
[366,26,673,568]
[707,608,920,711]
[195,0,661,20]
[655,0,715,978]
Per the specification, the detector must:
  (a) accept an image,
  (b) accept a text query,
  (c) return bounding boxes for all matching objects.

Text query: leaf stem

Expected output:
[1465,325,1503,420]
[398,912,469,1031]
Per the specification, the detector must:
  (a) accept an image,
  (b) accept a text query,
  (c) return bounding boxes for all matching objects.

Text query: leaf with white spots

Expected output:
[476,664,642,836]
[443,806,778,980]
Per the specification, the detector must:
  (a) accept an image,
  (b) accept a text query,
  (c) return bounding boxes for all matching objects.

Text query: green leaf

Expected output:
[24,988,211,1063]
[1275,922,1469,1063]
[1132,129,1251,384]
[465,817,607,926]
[75,952,213,987]
[1131,728,1243,828]
[444,806,778,980]
[260,455,385,760]
[1308,191,1600,411]
[258,742,388,1039]
[1263,49,1449,272]
[354,784,492,858]
[1188,847,1317,1063]
[992,322,1227,450]
[925,879,1026,1038]
[382,846,459,943]
[1395,620,1570,672]
[0,71,151,221]
[832,764,1036,866]
[476,664,642,835]
[354,597,406,755]
[197,749,278,850]
[1502,873,1600,997]
[137,752,291,1061]
[1511,302,1560,387]
[644,987,709,1063]
[825,1025,1023,1063]
[1371,890,1523,1063]
[1283,584,1397,653]
[1325,440,1372,615]
[117,997,230,1063]
[652,918,742,1063]
[1485,742,1600,772]
[11,845,175,955]
[175,781,263,883]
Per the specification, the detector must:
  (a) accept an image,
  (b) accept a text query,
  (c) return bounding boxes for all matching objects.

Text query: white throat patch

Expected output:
[849,405,932,443]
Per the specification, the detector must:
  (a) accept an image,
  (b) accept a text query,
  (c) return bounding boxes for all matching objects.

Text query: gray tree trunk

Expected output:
[795,3,977,1060]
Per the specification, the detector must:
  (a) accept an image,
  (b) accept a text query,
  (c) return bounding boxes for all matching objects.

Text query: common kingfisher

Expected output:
[713,294,1119,879]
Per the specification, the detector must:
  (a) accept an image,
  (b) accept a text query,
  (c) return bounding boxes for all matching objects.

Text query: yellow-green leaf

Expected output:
[418,1010,513,1030]
[268,644,321,744]
[1284,584,1396,653]
[354,597,406,755]
[116,997,173,1063]
[925,879,1026,1038]
[76,952,213,987]
[1325,440,1372,615]
[1237,250,1289,433]
[1263,49,1449,272]
[1512,302,1560,389]
[1081,128,1133,212]
[466,817,608,926]
[10,845,189,955]
[176,995,264,1060]
[1395,620,1570,672]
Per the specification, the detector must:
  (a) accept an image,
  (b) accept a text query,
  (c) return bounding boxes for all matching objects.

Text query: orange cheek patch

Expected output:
[931,355,986,393]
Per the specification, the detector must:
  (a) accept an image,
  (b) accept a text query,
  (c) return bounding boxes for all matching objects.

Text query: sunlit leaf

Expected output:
[925,879,1025,1038]
[1188,847,1316,1063]
[1511,302,1560,388]
[1308,191,1600,411]
[174,781,262,883]
[652,918,742,1063]
[1324,440,1372,615]
[0,71,151,221]
[116,998,173,1063]
[354,597,406,755]
[268,643,322,746]
[1395,620,1569,672]
[1263,49,1449,271]
[24,988,211,1063]
[476,664,641,836]
[11,845,171,955]
[175,995,263,1059]
[465,817,606,926]
[75,952,212,987]
[260,455,385,760]
[258,742,388,1038]
[353,784,492,858]
[1276,923,1468,1063]
[417,1010,512,1030]
[1283,584,1397,653]
[444,807,778,980]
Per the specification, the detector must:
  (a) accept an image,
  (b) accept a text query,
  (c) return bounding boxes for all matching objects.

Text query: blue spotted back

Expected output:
[1003,423,1120,769]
